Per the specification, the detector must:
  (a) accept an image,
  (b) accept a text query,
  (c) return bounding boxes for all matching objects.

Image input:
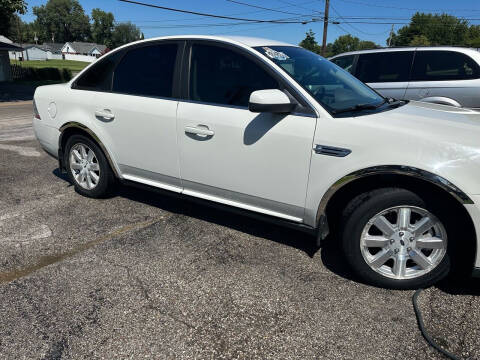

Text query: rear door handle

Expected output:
[184,125,214,137]
[95,109,115,120]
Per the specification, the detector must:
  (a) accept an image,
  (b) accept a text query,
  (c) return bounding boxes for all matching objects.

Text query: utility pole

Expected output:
[321,0,330,56]
[387,24,394,47]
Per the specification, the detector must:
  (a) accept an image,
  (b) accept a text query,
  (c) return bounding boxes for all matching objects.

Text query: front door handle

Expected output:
[95,109,115,120]
[184,125,214,137]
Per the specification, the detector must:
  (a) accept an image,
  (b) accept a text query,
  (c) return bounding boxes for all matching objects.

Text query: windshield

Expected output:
[254,46,386,116]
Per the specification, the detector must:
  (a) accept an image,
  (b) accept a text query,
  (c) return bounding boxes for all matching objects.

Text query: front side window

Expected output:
[355,51,414,83]
[331,55,355,73]
[74,50,123,90]
[189,44,279,107]
[112,43,178,98]
[255,46,385,116]
[411,50,480,81]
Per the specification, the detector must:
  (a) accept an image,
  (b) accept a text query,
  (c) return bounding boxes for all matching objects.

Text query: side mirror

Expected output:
[248,89,296,113]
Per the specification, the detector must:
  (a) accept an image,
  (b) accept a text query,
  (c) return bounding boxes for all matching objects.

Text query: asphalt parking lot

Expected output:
[0,101,479,359]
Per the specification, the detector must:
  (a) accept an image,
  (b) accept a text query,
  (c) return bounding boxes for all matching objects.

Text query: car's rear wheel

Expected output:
[65,134,115,198]
[340,188,452,289]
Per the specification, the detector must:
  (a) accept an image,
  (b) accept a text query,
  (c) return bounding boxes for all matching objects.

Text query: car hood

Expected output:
[362,100,480,148]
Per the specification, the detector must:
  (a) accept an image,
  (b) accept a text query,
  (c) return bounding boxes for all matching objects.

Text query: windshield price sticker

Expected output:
[262,47,289,61]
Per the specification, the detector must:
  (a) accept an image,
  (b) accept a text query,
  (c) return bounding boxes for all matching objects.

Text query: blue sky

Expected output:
[20,0,480,46]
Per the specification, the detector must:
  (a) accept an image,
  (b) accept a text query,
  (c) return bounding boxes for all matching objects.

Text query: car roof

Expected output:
[329,46,480,59]
[113,35,296,50]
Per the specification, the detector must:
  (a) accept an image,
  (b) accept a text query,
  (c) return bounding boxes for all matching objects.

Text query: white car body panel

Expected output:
[177,101,316,222]
[32,35,480,271]
[89,91,182,190]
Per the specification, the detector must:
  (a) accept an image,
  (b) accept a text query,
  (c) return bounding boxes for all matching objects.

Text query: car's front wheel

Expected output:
[341,188,451,289]
[65,134,115,198]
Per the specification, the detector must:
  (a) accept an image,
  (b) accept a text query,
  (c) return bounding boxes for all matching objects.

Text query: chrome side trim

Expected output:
[316,165,474,230]
[119,164,182,190]
[314,144,351,157]
[183,179,305,221]
[58,122,120,177]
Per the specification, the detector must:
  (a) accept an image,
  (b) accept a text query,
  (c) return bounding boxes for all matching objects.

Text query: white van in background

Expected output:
[330,47,480,110]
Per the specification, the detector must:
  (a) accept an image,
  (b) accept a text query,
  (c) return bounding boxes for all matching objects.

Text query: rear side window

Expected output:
[74,51,122,90]
[112,43,178,98]
[411,50,480,81]
[189,43,279,107]
[355,51,414,83]
[331,55,355,73]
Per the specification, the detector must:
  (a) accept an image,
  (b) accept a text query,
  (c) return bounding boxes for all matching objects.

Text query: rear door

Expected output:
[176,41,317,222]
[87,41,183,191]
[405,50,480,107]
[355,51,414,100]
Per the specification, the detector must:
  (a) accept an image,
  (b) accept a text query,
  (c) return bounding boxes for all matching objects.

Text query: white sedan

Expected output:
[33,35,480,289]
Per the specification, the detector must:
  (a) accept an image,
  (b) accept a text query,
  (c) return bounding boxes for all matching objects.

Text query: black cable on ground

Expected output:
[412,288,461,360]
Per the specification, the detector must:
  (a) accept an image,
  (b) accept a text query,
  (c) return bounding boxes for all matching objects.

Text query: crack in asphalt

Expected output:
[0,217,164,284]
[104,257,196,330]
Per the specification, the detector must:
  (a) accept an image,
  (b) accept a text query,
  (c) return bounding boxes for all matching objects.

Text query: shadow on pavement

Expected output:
[52,168,480,293]
[117,184,320,257]
[0,82,36,102]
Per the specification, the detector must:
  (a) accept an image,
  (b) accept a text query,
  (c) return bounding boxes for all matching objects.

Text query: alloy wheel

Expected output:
[69,143,101,190]
[360,206,447,280]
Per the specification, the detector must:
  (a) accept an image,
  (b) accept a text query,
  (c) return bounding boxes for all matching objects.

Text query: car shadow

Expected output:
[117,184,320,258]
[52,168,319,257]
[52,168,480,292]
[52,168,70,183]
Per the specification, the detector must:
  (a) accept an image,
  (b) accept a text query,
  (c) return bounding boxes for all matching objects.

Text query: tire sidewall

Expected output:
[342,189,451,289]
[64,134,113,198]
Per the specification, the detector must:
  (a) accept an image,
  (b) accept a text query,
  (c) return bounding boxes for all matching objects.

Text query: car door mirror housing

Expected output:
[248,89,296,113]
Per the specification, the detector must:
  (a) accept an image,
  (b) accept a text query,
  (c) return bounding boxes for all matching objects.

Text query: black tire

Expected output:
[340,188,452,289]
[64,134,115,198]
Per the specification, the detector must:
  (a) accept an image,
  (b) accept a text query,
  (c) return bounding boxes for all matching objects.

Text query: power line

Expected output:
[274,0,324,13]
[336,0,480,12]
[116,0,324,22]
[225,0,314,17]
[118,0,319,24]
[133,21,297,29]
[330,3,388,36]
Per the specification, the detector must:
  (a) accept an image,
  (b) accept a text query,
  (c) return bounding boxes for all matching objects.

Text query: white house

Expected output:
[9,42,65,61]
[18,45,49,60]
[62,42,107,57]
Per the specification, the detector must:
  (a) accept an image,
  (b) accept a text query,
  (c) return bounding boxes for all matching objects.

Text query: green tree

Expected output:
[299,29,321,54]
[409,34,431,46]
[358,40,378,50]
[331,35,359,55]
[111,22,142,48]
[0,0,27,39]
[33,0,90,43]
[467,25,480,47]
[390,12,469,46]
[91,8,114,47]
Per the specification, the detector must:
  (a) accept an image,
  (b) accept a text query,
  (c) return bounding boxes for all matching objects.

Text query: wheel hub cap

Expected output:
[360,206,447,280]
[69,143,101,190]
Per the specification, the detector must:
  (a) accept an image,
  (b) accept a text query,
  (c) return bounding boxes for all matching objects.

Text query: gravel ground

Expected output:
[0,102,479,359]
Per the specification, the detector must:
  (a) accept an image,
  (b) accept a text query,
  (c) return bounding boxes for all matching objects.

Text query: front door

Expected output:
[177,43,317,222]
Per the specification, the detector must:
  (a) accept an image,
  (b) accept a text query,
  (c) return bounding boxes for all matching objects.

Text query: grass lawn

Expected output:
[10,59,89,72]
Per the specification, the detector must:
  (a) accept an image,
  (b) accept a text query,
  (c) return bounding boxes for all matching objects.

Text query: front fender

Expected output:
[310,165,473,244]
